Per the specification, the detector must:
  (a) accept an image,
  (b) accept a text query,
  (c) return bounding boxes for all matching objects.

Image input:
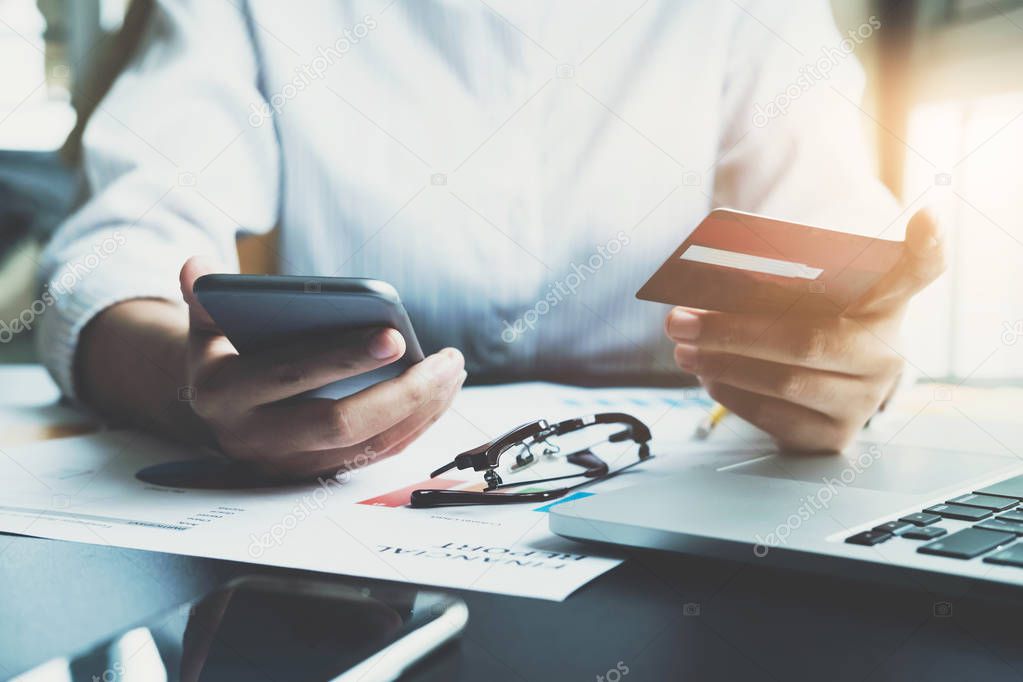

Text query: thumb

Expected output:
[848,209,946,318]
[179,256,221,332]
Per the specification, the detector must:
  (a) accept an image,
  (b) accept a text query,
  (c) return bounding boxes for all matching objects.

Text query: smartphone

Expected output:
[193,275,425,400]
[14,575,468,682]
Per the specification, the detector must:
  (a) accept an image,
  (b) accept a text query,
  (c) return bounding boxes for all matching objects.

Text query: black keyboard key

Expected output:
[924,504,992,522]
[975,518,1023,535]
[999,510,1023,523]
[918,528,1014,559]
[845,530,892,546]
[975,475,1023,500]
[873,520,912,535]
[902,526,948,541]
[947,493,1017,511]
[899,512,941,527]
[983,544,1023,567]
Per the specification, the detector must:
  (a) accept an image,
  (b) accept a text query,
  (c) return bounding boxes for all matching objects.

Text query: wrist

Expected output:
[76,299,213,445]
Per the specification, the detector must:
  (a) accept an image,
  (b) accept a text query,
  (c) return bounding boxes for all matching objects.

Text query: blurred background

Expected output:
[0,0,1021,383]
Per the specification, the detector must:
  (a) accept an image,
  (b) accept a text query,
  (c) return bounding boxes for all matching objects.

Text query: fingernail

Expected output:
[668,309,701,341]
[675,344,697,371]
[367,329,401,359]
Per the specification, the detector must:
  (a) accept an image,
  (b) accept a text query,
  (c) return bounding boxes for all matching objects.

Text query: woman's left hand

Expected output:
[665,209,945,451]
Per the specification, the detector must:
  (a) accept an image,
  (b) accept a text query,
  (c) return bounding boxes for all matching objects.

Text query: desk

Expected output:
[2,534,1023,680]
[2,367,1023,680]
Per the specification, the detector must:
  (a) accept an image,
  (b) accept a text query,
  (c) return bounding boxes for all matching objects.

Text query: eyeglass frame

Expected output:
[410,412,652,508]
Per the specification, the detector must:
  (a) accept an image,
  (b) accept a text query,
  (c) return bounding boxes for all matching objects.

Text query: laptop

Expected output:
[548,440,1023,593]
[552,207,1023,592]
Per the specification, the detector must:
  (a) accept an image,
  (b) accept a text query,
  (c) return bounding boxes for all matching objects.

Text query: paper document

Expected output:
[0,382,712,601]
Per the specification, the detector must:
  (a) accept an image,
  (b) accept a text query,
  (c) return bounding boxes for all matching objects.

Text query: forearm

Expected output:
[76,299,213,445]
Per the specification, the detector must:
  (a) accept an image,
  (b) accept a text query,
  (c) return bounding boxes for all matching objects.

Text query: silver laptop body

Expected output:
[550,434,1023,594]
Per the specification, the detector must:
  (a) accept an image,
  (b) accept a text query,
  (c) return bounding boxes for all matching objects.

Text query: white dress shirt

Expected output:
[37,0,901,398]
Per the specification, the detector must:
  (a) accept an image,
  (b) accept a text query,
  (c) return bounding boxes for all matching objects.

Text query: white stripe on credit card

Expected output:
[680,244,824,280]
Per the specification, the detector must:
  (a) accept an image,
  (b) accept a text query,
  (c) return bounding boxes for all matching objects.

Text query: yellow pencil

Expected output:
[694,403,729,440]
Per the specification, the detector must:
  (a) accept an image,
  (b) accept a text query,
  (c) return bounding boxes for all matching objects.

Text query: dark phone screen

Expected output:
[23,576,450,682]
[185,584,403,681]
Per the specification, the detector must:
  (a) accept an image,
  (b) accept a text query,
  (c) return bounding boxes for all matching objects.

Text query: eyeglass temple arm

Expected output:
[429,419,551,477]
[429,413,651,478]
[411,488,563,508]
[551,412,652,444]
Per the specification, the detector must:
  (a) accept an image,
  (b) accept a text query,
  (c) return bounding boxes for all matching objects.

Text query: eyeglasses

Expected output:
[410,412,653,508]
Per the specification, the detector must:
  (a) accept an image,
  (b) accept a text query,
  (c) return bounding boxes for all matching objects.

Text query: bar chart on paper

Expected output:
[0,382,714,600]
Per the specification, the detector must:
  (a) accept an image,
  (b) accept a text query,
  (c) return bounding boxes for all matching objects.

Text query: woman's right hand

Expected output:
[178,257,466,479]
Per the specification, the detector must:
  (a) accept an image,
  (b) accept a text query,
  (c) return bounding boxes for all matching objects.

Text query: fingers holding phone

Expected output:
[178,256,466,478]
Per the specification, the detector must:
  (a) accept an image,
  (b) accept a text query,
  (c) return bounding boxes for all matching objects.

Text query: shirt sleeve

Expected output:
[712,0,901,234]
[713,1,919,406]
[36,0,280,400]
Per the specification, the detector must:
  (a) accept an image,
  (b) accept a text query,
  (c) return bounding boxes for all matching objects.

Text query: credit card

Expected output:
[636,209,903,315]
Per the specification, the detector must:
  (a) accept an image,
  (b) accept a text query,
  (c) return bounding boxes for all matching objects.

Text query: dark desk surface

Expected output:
[2,533,1022,681]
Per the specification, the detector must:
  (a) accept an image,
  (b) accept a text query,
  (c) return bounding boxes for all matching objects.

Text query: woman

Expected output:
[38,0,943,477]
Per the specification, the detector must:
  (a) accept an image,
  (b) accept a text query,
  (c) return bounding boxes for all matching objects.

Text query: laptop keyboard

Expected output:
[844,473,1023,566]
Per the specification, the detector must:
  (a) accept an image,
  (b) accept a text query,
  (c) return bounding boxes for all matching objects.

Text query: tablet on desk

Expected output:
[13,575,468,682]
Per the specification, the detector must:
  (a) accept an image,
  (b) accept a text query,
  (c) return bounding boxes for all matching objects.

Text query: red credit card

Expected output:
[636,209,903,315]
